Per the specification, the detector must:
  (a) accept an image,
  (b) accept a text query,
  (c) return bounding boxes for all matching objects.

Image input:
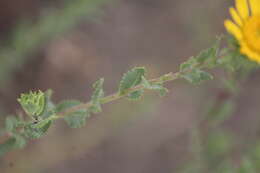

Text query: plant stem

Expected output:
[57,72,180,118]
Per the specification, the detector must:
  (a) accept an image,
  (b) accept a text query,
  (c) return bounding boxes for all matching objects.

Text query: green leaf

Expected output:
[127,90,144,100]
[0,134,27,157]
[24,120,52,139]
[158,86,169,97]
[40,89,56,119]
[141,76,168,96]
[159,72,174,82]
[141,76,153,89]
[180,39,221,72]
[5,116,19,132]
[181,69,213,84]
[119,67,146,95]
[218,43,258,74]
[12,134,27,149]
[56,100,89,128]
[180,57,197,72]
[196,39,220,67]
[90,78,104,113]
[64,111,89,128]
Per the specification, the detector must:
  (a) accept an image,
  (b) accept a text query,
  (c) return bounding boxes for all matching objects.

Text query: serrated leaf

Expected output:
[199,70,214,81]
[180,57,197,72]
[24,120,52,139]
[119,67,146,95]
[141,76,168,96]
[196,39,220,65]
[56,100,89,128]
[12,134,26,149]
[64,111,89,128]
[181,69,213,84]
[55,100,79,113]
[90,78,104,113]
[127,90,144,100]
[0,134,27,157]
[141,76,153,89]
[5,116,19,132]
[220,49,258,74]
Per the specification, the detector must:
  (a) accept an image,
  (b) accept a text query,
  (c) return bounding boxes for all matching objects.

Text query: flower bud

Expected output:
[17,90,45,117]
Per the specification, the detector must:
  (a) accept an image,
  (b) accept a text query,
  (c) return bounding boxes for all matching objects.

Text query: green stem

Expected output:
[57,72,179,118]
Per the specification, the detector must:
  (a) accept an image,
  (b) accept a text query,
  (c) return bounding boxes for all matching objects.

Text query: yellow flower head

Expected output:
[225,0,260,63]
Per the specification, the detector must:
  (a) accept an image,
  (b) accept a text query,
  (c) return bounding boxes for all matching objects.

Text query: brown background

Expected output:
[1,0,260,173]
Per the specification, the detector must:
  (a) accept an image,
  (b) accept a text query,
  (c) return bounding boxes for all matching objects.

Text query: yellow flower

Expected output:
[225,0,260,63]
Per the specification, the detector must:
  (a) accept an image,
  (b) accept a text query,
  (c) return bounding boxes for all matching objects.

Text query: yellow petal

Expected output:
[235,0,249,19]
[230,7,243,26]
[240,43,260,63]
[224,20,242,41]
[249,0,260,15]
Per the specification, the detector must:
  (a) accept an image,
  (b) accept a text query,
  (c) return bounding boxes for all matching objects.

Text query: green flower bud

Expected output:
[17,90,45,117]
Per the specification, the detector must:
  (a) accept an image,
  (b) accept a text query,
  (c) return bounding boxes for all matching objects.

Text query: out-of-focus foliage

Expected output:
[0,0,109,85]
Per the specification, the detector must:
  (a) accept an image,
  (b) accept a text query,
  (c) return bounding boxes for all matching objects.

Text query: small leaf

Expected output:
[119,67,146,95]
[0,134,27,157]
[141,76,153,89]
[33,118,51,129]
[181,69,213,84]
[12,134,26,149]
[180,57,197,72]
[64,111,89,128]
[220,49,258,74]
[56,100,89,128]
[159,72,174,82]
[158,86,169,97]
[196,39,220,66]
[199,70,214,81]
[90,78,104,113]
[141,76,168,96]
[40,89,56,119]
[56,100,82,113]
[5,116,19,132]
[127,90,144,100]
[24,120,52,139]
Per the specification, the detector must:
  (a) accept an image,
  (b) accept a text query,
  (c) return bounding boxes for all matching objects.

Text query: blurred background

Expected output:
[1,0,260,172]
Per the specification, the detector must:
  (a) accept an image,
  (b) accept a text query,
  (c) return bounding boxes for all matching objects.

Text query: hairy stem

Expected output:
[57,72,179,118]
